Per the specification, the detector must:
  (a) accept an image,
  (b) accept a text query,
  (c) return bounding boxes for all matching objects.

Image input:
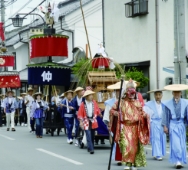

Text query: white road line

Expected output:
[145,147,188,158]
[36,148,83,165]
[0,134,15,141]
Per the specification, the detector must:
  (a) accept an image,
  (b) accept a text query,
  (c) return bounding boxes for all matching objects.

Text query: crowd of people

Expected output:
[0,79,188,170]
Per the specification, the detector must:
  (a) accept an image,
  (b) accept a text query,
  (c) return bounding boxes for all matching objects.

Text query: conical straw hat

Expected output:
[147,89,166,93]
[164,84,188,91]
[74,87,84,92]
[83,90,95,98]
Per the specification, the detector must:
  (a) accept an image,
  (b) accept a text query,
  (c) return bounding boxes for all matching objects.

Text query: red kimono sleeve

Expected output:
[94,100,101,116]
[138,92,144,106]
[77,103,85,120]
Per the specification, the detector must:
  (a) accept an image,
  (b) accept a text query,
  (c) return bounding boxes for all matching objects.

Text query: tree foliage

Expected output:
[72,60,149,89]
[125,67,149,88]
[71,59,93,85]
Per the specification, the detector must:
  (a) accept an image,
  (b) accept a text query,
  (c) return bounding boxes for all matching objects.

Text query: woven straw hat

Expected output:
[27,87,33,92]
[17,96,23,100]
[147,89,166,93]
[83,90,95,98]
[33,92,43,98]
[6,89,14,93]
[60,93,64,98]
[107,80,137,90]
[21,92,27,96]
[107,82,123,90]
[74,87,84,93]
[64,90,74,96]
[164,84,188,91]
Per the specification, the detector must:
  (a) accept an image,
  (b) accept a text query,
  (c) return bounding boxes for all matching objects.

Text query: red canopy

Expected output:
[0,72,21,88]
[0,54,14,67]
[92,57,110,68]
[30,35,69,61]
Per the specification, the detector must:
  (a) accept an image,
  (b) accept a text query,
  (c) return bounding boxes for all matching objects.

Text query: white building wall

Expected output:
[74,9,103,58]
[104,0,185,100]
[104,0,157,92]
[61,0,103,63]
[157,0,174,100]
[7,43,29,72]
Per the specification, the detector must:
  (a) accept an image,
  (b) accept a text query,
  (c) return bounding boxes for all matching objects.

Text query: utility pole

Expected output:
[1,0,6,72]
[1,0,5,23]
[1,0,6,95]
[174,0,187,98]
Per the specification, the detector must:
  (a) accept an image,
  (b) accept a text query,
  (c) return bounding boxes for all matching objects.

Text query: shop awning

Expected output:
[163,66,188,79]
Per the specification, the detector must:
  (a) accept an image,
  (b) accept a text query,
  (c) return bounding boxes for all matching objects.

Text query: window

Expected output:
[12,52,16,70]
[125,0,148,18]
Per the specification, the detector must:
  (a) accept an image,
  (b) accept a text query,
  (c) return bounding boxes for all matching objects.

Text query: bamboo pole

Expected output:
[86,44,88,58]
[80,0,92,59]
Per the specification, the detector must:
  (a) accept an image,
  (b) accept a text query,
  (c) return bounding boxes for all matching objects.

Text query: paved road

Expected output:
[0,126,188,170]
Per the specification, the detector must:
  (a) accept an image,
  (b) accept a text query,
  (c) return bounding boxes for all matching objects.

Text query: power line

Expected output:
[0,0,17,9]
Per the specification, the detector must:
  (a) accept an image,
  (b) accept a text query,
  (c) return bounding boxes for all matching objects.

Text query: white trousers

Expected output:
[26,107,31,130]
[6,112,15,128]
[82,131,87,145]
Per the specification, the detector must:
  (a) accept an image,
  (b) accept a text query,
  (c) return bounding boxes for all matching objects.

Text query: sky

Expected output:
[4,0,63,31]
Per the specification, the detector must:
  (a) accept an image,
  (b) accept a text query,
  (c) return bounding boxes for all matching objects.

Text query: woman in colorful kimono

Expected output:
[31,92,49,138]
[110,79,150,170]
[77,90,102,154]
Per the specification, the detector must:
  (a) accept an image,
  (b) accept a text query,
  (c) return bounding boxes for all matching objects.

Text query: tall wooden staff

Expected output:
[80,0,92,59]
[108,75,124,170]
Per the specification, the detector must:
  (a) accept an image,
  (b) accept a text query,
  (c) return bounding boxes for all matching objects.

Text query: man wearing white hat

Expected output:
[72,87,84,146]
[144,89,166,161]
[25,87,34,131]
[162,84,188,169]
[104,81,123,165]
[3,90,17,131]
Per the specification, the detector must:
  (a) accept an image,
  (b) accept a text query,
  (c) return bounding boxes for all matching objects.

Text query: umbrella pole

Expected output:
[108,76,124,170]
[49,85,52,105]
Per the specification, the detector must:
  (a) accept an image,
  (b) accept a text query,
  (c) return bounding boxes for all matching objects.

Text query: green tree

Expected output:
[125,67,149,89]
[71,59,93,86]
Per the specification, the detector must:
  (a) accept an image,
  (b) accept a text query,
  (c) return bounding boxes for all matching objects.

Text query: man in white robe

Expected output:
[144,89,166,161]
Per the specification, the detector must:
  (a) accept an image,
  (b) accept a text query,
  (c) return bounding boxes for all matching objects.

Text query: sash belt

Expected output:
[121,121,138,126]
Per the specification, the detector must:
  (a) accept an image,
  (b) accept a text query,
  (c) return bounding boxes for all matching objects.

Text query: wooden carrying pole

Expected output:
[108,76,124,170]
[80,0,92,59]
[86,44,88,58]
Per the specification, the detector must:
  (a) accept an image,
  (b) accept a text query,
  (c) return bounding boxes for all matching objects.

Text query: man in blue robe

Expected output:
[144,89,166,161]
[62,90,75,144]
[72,87,84,146]
[162,85,188,169]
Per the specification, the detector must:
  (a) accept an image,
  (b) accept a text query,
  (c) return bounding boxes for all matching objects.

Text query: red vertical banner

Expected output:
[0,22,5,41]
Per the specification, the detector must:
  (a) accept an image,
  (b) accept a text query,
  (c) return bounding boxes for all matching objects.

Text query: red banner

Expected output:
[0,22,5,41]
[92,57,110,68]
[0,73,21,88]
[30,35,68,59]
[0,55,14,67]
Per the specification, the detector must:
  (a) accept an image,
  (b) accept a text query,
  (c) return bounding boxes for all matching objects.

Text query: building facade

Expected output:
[103,0,188,99]
[5,0,103,94]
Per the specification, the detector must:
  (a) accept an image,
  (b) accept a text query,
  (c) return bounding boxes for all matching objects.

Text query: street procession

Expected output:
[0,0,188,170]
